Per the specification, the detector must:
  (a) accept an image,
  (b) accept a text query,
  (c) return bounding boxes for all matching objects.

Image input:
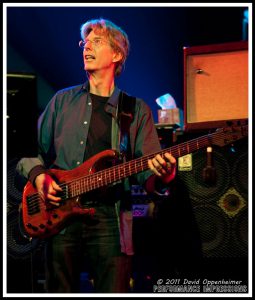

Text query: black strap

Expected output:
[118,92,136,160]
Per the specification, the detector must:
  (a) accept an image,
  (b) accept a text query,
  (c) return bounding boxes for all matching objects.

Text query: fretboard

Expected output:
[67,132,213,198]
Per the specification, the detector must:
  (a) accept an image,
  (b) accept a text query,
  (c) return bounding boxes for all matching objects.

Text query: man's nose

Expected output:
[85,40,93,50]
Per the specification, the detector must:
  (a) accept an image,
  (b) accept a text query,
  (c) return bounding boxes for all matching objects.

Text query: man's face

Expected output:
[82,30,120,75]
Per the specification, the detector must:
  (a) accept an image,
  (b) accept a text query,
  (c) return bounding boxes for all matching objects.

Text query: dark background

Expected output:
[5,4,250,294]
[7,5,248,121]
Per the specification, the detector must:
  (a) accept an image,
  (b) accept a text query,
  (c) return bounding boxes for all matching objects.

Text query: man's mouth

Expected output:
[85,55,95,61]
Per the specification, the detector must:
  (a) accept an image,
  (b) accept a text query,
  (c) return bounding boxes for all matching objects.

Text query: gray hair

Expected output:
[80,18,130,76]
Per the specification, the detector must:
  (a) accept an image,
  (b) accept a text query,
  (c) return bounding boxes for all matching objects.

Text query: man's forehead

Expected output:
[85,28,107,39]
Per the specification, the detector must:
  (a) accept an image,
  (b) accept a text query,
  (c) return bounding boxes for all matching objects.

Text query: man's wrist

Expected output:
[28,165,47,186]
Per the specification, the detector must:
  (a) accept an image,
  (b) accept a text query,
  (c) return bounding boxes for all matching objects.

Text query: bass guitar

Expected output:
[22,125,248,239]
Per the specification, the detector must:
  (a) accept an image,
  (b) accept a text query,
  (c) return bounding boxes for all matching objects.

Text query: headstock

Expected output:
[211,125,248,147]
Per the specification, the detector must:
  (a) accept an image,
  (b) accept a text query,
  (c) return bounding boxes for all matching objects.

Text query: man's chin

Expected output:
[84,66,95,72]
[84,67,92,74]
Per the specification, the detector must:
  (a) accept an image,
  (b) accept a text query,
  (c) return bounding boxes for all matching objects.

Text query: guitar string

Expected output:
[24,132,223,208]
[24,128,247,210]
[64,134,212,197]
[24,134,213,208]
[25,135,209,199]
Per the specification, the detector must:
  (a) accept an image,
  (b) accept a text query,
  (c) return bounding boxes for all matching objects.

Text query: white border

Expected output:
[3,2,253,7]
[3,2,252,298]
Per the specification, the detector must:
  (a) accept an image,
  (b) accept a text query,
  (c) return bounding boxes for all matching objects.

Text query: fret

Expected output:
[139,158,144,172]
[73,182,77,196]
[104,169,108,185]
[85,176,89,193]
[135,160,140,173]
[168,147,173,157]
[87,177,90,192]
[79,180,82,194]
[187,142,190,154]
[117,166,121,180]
[108,169,112,184]
[177,146,181,157]
[140,158,144,172]
[117,166,120,179]
[180,143,188,157]
[128,161,131,177]
[80,178,83,193]
[121,166,125,178]
[89,177,94,191]
[196,139,199,150]
[93,177,97,189]
[83,178,87,193]
[76,181,80,195]
[103,170,106,185]
[113,167,116,182]
[93,176,97,189]
[74,181,77,196]
[97,174,102,187]
[84,178,87,193]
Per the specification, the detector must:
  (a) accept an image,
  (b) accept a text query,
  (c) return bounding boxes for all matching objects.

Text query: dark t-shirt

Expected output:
[84,93,112,161]
[82,93,119,204]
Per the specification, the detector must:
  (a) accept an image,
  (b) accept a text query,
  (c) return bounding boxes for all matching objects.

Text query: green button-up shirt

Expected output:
[16,81,162,254]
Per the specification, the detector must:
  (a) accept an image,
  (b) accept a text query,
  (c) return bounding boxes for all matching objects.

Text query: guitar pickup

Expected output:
[26,195,41,215]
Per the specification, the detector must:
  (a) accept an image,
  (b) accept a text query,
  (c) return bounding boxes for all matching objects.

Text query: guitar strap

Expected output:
[116,92,136,212]
[117,92,136,161]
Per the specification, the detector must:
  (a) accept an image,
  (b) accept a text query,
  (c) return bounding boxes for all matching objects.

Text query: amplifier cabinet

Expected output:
[183,41,248,131]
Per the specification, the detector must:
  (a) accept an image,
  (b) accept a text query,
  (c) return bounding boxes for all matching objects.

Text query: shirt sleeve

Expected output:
[131,99,175,195]
[131,100,161,186]
[15,155,45,190]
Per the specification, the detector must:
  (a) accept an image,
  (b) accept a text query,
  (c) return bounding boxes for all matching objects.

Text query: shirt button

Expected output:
[84,121,87,124]
[77,161,80,165]
[88,102,92,105]
[80,141,84,145]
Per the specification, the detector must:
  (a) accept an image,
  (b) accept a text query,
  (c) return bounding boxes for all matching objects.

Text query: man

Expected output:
[16,18,176,293]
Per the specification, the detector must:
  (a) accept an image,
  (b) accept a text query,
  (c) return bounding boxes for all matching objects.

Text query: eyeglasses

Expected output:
[79,38,108,49]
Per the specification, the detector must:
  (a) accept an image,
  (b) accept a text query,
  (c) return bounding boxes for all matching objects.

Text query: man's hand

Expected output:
[148,153,176,184]
[35,173,62,205]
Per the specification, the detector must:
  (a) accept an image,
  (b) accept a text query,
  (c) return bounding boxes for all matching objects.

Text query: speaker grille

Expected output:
[232,151,248,198]
[7,158,22,205]
[177,139,248,259]
[232,207,248,256]
[178,148,230,203]
[193,204,231,257]
[7,209,41,259]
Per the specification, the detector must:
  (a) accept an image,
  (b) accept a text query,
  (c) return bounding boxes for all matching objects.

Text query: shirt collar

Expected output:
[82,81,121,108]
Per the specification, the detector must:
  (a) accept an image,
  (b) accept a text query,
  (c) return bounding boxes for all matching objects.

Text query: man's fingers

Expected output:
[39,185,62,203]
[47,193,62,202]
[149,153,176,178]
[49,200,61,206]
[164,152,176,164]
[148,159,161,176]
[52,181,62,191]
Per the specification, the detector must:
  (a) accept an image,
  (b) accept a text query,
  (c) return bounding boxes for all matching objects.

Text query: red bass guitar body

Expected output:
[22,149,118,239]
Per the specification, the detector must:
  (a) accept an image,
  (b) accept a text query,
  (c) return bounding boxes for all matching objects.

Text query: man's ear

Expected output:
[112,51,123,63]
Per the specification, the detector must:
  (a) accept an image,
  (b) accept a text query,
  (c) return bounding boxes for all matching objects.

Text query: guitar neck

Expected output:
[68,131,213,198]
